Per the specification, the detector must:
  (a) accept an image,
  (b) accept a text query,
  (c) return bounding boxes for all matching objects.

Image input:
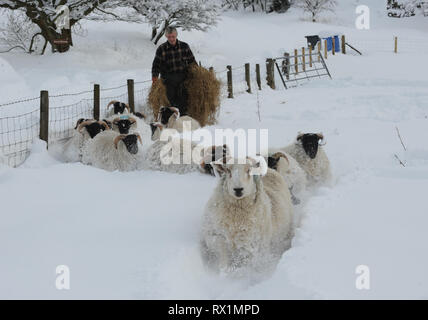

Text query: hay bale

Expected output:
[148,80,169,120]
[147,65,221,127]
[184,64,221,127]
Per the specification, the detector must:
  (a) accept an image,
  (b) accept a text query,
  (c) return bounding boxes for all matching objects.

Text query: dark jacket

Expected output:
[151,39,196,78]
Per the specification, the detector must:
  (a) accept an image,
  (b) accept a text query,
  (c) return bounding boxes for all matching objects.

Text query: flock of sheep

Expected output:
[60,100,332,278]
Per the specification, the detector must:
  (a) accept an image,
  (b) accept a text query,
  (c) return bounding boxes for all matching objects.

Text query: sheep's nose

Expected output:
[234,188,244,197]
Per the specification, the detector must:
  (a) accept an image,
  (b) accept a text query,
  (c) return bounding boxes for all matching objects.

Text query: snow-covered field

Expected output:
[1,1,428,299]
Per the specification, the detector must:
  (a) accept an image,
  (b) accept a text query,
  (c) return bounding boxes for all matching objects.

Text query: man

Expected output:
[151,27,197,116]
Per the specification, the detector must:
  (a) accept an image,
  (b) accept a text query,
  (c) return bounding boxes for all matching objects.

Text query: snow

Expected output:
[1,0,428,299]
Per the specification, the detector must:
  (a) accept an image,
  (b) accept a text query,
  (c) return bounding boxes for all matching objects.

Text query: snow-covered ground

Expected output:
[1,1,428,299]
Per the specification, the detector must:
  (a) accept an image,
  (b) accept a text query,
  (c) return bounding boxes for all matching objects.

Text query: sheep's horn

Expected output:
[296,132,304,141]
[78,120,96,132]
[124,103,130,112]
[98,120,110,130]
[271,152,289,165]
[151,122,164,129]
[74,118,85,129]
[317,133,324,140]
[129,118,137,125]
[169,107,180,118]
[112,117,120,124]
[113,135,126,149]
[107,100,118,109]
[136,134,143,145]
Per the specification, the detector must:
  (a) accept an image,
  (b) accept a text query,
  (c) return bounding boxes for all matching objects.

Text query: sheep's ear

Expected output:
[297,132,304,141]
[316,133,324,141]
[213,163,228,177]
[249,156,268,177]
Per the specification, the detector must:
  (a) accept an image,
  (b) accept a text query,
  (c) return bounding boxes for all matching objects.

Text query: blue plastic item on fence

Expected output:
[322,36,340,52]
[334,35,340,52]
[323,37,333,51]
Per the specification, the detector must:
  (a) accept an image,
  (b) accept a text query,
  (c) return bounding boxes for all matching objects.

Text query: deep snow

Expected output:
[1,0,428,299]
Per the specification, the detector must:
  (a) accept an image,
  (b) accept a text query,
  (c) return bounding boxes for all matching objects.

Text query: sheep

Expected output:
[81,130,144,172]
[105,113,153,150]
[281,133,332,185]
[200,156,294,277]
[105,100,130,117]
[159,106,201,133]
[143,124,221,175]
[111,116,137,134]
[143,136,205,174]
[266,151,307,205]
[62,119,109,162]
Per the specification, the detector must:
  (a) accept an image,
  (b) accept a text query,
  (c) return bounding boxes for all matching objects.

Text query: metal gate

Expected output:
[273,51,332,90]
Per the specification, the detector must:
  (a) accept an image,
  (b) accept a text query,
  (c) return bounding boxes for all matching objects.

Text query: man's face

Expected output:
[166,31,177,45]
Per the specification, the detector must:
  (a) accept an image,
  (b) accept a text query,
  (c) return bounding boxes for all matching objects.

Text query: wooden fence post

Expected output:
[93,84,100,120]
[127,79,135,113]
[394,37,398,53]
[40,90,49,147]
[332,37,335,56]
[284,52,290,80]
[309,45,313,68]
[341,35,346,54]
[294,49,298,74]
[245,63,251,93]
[227,65,233,98]
[302,47,306,72]
[255,64,261,90]
[266,59,275,90]
[318,41,321,62]
[324,39,328,59]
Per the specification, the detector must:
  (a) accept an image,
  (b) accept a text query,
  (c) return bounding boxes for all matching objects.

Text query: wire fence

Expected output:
[0,109,40,167]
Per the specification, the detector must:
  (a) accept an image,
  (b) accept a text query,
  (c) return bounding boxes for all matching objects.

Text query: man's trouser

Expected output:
[162,72,188,115]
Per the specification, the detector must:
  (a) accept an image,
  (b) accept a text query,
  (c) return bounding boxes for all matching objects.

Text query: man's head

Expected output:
[165,27,178,46]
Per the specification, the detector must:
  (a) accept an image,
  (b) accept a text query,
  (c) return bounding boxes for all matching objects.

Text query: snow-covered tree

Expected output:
[296,0,337,22]
[221,0,291,13]
[0,0,112,53]
[120,0,221,45]
[0,9,43,53]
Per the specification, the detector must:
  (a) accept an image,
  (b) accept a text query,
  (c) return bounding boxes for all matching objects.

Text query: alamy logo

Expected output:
[355,265,370,290]
[55,265,70,290]
[158,124,269,171]
[355,5,370,30]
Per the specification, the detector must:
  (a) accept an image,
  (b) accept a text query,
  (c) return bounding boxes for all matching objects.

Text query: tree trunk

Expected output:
[151,27,157,41]
[153,20,169,45]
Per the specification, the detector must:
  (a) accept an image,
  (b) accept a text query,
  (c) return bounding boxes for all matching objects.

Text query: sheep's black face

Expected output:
[115,119,133,134]
[267,156,280,170]
[113,102,127,114]
[160,107,174,125]
[122,135,139,154]
[85,122,106,139]
[298,133,321,159]
[203,163,215,176]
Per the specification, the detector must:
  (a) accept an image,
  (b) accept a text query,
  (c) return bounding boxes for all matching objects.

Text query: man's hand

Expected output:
[152,77,158,84]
